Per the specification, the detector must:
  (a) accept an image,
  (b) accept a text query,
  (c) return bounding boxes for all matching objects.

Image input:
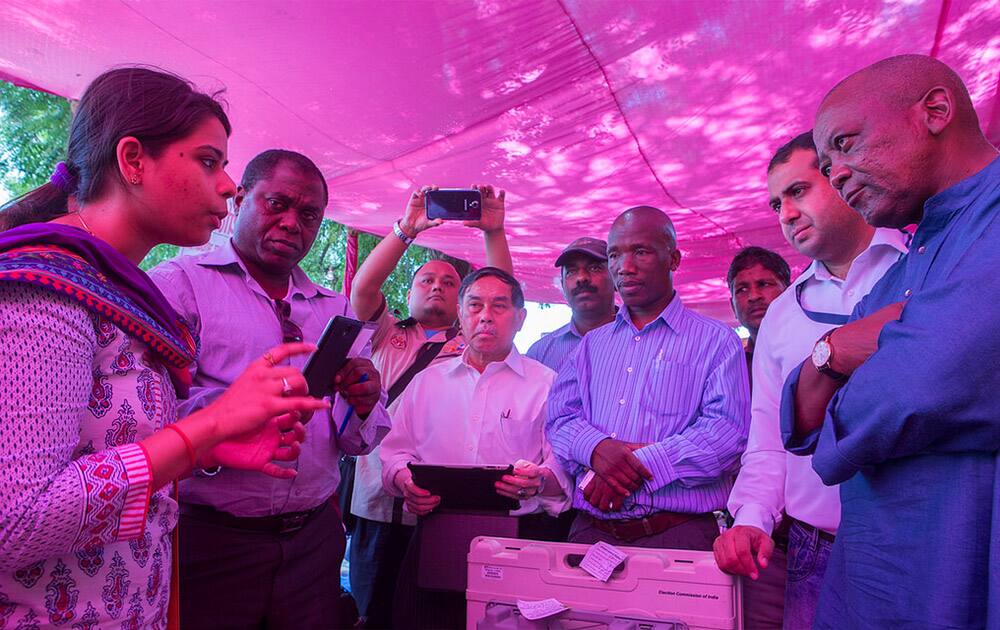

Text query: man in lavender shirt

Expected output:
[546,206,750,550]
[526,236,616,373]
[150,149,390,630]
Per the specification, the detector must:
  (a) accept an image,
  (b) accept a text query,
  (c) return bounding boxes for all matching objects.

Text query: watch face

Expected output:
[812,340,832,368]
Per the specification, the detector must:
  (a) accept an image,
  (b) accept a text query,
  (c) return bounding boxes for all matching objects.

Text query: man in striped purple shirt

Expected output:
[546,206,750,549]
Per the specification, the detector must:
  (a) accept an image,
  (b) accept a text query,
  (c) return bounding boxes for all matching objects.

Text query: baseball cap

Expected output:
[554,237,608,267]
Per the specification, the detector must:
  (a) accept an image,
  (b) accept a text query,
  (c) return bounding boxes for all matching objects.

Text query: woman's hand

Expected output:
[206,342,329,443]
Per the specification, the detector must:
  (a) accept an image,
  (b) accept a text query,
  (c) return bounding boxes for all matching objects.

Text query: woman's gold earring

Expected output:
[130,174,140,185]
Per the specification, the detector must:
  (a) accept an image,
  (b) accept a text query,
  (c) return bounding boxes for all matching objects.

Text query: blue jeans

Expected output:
[348,516,414,628]
[783,521,833,630]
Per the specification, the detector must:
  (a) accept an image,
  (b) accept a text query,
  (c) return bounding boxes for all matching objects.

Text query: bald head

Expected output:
[408,258,461,328]
[607,205,681,314]
[611,205,677,248]
[814,54,996,228]
[821,54,980,134]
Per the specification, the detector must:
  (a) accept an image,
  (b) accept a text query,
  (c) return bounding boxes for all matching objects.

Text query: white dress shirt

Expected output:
[728,228,908,534]
[380,347,572,516]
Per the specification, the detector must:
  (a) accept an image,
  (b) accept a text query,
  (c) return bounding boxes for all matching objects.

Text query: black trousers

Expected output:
[178,501,348,630]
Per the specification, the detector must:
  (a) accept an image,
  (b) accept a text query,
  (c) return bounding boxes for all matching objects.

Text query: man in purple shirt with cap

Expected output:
[526,237,616,373]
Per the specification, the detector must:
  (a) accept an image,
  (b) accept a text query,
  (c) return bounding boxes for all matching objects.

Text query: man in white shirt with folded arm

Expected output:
[715,131,907,629]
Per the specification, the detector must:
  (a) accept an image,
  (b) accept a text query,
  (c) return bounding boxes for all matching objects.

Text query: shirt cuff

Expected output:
[513,494,572,518]
[810,412,861,486]
[632,443,678,492]
[570,425,611,469]
[357,403,391,451]
[381,460,408,497]
[780,362,820,456]
[731,504,774,535]
[119,443,153,539]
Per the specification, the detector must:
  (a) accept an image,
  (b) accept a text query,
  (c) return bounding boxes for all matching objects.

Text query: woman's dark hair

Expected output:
[0,67,231,229]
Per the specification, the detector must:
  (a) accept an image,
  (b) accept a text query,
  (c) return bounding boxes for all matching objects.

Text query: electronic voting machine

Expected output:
[467,536,742,629]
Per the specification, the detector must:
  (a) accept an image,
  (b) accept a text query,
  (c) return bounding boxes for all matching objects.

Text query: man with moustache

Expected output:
[151,149,390,629]
[346,185,513,628]
[546,206,749,550]
[783,55,1000,628]
[527,236,616,372]
[715,132,907,629]
[726,246,791,387]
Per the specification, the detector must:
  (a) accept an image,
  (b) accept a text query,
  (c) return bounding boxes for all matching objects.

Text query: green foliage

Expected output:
[357,231,470,318]
[0,81,72,197]
[298,220,348,290]
[139,244,181,272]
[296,222,469,318]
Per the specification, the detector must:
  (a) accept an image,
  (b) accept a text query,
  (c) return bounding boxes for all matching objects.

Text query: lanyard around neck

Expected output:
[795,283,850,325]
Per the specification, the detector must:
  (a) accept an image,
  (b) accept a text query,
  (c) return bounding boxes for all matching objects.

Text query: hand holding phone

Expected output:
[400,186,444,236]
[462,184,505,233]
[301,316,376,398]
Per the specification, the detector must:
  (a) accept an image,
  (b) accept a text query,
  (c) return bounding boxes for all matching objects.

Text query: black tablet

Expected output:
[301,316,375,398]
[408,463,518,512]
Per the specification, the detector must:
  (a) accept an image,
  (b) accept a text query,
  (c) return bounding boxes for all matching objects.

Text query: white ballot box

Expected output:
[467,537,742,630]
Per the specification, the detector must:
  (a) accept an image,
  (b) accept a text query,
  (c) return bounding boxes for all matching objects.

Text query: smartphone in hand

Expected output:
[425,188,482,221]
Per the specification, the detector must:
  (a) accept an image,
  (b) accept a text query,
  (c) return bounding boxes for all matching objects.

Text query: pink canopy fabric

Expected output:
[2,0,998,321]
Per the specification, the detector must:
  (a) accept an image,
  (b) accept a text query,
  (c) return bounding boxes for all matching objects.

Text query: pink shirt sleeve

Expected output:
[0,283,153,572]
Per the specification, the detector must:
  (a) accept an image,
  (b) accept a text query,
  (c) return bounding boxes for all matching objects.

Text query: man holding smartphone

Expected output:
[345,184,514,629]
[151,150,391,630]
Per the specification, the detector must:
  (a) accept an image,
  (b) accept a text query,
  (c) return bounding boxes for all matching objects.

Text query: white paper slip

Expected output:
[516,598,568,620]
[579,540,628,582]
[577,469,595,491]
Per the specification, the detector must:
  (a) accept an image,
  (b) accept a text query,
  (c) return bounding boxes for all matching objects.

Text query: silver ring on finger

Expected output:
[517,488,527,499]
[281,377,293,396]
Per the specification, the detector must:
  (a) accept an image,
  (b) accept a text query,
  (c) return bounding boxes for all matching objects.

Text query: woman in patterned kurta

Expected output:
[0,68,328,629]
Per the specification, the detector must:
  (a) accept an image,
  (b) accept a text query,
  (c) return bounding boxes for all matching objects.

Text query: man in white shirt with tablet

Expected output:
[380,266,572,628]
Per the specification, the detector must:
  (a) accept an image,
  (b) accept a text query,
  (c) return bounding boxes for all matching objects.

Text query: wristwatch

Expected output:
[811,330,849,382]
[392,221,415,246]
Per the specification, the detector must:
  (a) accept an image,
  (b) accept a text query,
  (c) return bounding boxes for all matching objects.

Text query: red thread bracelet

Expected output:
[164,424,197,470]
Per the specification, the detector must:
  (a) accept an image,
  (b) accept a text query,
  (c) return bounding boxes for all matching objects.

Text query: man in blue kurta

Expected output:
[781,54,1000,628]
